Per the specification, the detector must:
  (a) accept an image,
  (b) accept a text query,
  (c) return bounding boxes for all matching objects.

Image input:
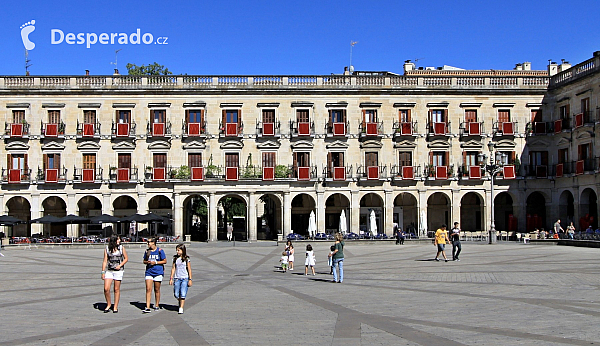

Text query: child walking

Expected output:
[143,238,167,313]
[305,244,316,276]
[279,251,288,272]
[328,245,335,274]
[169,244,192,314]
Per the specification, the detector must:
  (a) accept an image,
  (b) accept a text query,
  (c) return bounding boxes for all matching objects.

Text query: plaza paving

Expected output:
[0,241,599,346]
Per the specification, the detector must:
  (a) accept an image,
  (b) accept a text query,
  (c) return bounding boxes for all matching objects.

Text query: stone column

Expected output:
[173,193,183,239]
[384,190,394,236]
[208,192,217,241]
[351,191,360,234]
[138,193,148,214]
[316,192,325,233]
[31,194,41,236]
[283,192,291,236]
[67,193,77,238]
[248,192,257,242]
[102,193,112,215]
[418,190,427,237]
[451,189,461,226]
[484,186,492,233]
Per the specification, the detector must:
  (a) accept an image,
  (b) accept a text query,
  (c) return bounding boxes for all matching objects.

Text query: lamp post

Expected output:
[479,142,507,244]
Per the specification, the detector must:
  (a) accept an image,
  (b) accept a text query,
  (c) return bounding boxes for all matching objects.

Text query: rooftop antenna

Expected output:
[414,58,424,64]
[349,41,358,74]
[25,49,32,76]
[110,49,122,71]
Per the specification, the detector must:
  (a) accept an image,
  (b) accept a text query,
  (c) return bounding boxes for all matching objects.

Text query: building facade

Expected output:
[1,53,598,241]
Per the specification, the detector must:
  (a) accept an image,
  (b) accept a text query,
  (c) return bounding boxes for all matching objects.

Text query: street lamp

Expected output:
[478,142,508,244]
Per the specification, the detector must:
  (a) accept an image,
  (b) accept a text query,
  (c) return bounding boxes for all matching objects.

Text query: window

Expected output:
[12,110,25,123]
[262,109,275,123]
[296,109,309,122]
[48,110,60,124]
[117,110,131,123]
[225,153,239,167]
[9,154,27,170]
[224,110,239,123]
[399,109,411,123]
[365,152,378,167]
[363,110,377,123]
[399,152,412,167]
[578,143,592,160]
[153,153,167,168]
[499,151,516,165]
[187,110,203,123]
[262,152,276,168]
[581,97,590,114]
[83,154,96,169]
[559,105,569,120]
[464,151,479,166]
[557,148,568,164]
[328,152,344,167]
[151,110,166,124]
[531,109,542,123]
[329,109,346,123]
[431,110,446,123]
[118,154,131,169]
[465,110,477,123]
[498,110,510,123]
[83,110,96,124]
[293,152,310,167]
[188,153,202,167]
[529,151,548,167]
[430,152,448,166]
[44,153,61,169]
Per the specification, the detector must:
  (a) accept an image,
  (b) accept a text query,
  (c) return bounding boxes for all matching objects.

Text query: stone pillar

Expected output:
[208,192,217,241]
[173,193,183,239]
[31,194,42,236]
[384,190,394,236]
[484,187,492,233]
[248,192,257,241]
[67,193,77,238]
[573,188,580,228]
[102,193,112,215]
[351,191,360,235]
[418,190,427,237]
[451,189,461,226]
[283,192,291,236]
[138,193,148,214]
[316,192,325,233]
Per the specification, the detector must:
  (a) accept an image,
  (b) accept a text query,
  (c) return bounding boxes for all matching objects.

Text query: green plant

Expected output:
[205,164,221,177]
[242,165,259,178]
[176,165,190,179]
[275,165,291,178]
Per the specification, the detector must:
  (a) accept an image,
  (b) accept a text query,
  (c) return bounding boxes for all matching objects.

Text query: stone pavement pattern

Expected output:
[0,242,599,345]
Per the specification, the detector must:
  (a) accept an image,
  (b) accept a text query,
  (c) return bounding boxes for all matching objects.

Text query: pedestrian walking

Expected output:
[279,251,288,272]
[143,237,167,313]
[227,222,233,241]
[328,232,345,283]
[554,219,565,238]
[169,244,192,314]
[567,222,575,240]
[434,224,449,262]
[101,235,128,313]
[450,222,461,261]
[304,244,316,276]
[285,240,295,270]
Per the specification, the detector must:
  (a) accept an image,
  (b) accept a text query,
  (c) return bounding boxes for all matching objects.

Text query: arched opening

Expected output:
[460,192,483,232]
[6,197,31,237]
[558,190,575,226]
[218,195,247,241]
[148,195,173,236]
[325,193,350,235]
[393,193,418,235]
[291,193,316,237]
[257,194,282,240]
[494,192,515,233]
[183,195,208,241]
[78,196,102,236]
[580,188,598,230]
[526,192,546,232]
[359,193,384,236]
[113,196,138,236]
[427,192,449,236]
[42,196,67,237]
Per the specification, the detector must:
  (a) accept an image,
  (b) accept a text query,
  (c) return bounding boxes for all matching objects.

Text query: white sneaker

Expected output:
[0,253,4,257]
[178,308,183,314]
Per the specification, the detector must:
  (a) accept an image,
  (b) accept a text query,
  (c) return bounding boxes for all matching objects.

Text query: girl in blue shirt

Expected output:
[142,238,167,313]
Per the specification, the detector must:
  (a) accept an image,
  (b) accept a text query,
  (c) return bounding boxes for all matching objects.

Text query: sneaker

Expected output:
[154,306,160,311]
[445,259,449,262]
[178,308,184,314]
[435,258,440,261]
[0,253,4,257]
[456,259,460,261]
[143,308,151,313]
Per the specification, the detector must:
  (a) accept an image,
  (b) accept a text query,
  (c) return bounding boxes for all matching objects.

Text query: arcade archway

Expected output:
[291,193,316,237]
[42,196,67,237]
[6,197,31,237]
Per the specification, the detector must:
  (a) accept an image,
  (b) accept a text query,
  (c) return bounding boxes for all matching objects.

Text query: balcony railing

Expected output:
[256,121,281,137]
[526,121,554,135]
[554,118,571,133]
[459,165,482,179]
[37,167,67,183]
[147,121,172,138]
[392,121,418,137]
[4,122,31,138]
[290,120,315,137]
[41,122,66,138]
[390,165,421,180]
[219,122,243,137]
[1,168,32,184]
[493,121,518,136]
[293,166,318,181]
[73,167,103,183]
[111,122,137,138]
[324,165,353,181]
[76,121,101,138]
[358,121,383,137]
[522,164,551,178]
[426,122,451,136]
[109,167,139,183]
[182,121,207,137]
[356,165,387,180]
[326,121,349,137]
[460,122,483,137]
[423,164,455,180]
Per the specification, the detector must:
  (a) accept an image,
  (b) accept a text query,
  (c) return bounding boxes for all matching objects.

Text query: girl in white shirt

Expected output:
[169,244,192,314]
[304,244,316,276]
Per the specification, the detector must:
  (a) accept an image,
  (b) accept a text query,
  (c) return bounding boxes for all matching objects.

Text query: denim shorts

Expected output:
[173,278,189,299]
[437,244,445,251]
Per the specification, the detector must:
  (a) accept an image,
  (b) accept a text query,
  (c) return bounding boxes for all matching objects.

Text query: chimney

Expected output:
[514,63,523,71]
[523,62,531,71]
[557,59,571,73]
[85,70,90,76]
[403,60,415,74]
[113,69,119,75]
[547,61,558,76]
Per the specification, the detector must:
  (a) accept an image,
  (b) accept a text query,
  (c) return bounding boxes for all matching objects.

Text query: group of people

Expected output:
[280,233,345,283]
[433,222,462,262]
[101,236,193,315]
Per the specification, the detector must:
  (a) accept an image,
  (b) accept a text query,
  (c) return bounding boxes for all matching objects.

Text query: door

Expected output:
[296,109,310,135]
[44,153,61,182]
[189,153,203,180]
[225,153,239,180]
[153,153,167,180]
[187,110,203,135]
[262,109,275,136]
[83,110,96,136]
[365,152,379,179]
[46,110,60,136]
[294,152,310,180]
[82,153,96,182]
[117,110,131,136]
[399,152,413,179]
[262,152,276,180]
[152,110,166,136]
[117,154,131,182]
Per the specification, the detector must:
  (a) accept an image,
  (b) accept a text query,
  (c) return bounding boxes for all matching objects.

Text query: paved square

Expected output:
[0,241,599,345]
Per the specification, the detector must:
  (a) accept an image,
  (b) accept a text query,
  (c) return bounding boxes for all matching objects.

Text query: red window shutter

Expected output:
[407,109,411,122]
[238,109,242,124]
[463,152,467,166]
[362,110,366,129]
[429,152,433,165]
[7,154,11,169]
[293,152,298,172]
[340,152,344,166]
[56,153,61,169]
[445,152,449,166]
[222,110,226,125]
[566,105,570,117]
[24,154,28,170]
[185,110,189,124]
[510,152,516,164]
[43,154,48,170]
[443,109,448,123]
[328,152,332,173]
[342,109,347,123]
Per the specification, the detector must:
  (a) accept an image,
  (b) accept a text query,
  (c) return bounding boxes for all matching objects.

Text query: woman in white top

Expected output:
[285,240,295,270]
[304,244,316,276]
[169,244,192,314]
[101,235,128,313]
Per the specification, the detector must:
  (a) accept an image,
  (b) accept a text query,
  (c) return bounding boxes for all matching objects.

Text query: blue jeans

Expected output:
[173,278,189,299]
[332,258,344,282]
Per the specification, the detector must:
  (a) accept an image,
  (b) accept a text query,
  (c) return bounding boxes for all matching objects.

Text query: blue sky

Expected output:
[1,0,598,76]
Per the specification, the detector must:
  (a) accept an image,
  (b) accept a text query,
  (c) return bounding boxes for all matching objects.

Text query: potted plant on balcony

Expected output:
[275,165,291,178]
[205,154,221,178]
[176,165,191,179]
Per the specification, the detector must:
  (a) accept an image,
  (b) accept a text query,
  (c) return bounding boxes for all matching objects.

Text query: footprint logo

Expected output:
[20,20,36,50]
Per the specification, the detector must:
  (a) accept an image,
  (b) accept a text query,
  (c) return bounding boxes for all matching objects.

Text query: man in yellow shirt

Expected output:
[434,224,449,262]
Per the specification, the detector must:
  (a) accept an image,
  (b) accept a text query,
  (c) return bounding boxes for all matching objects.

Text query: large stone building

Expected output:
[1,52,598,241]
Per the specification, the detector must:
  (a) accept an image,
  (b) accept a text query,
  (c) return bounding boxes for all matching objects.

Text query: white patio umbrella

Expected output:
[419,209,427,237]
[370,209,377,237]
[308,210,316,238]
[339,210,347,235]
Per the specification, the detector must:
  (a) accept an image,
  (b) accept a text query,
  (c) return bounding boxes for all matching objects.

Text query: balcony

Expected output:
[219,122,243,138]
[326,121,349,137]
[357,165,387,180]
[1,168,32,184]
[460,122,483,137]
[574,111,596,127]
[392,121,417,138]
[554,118,571,133]
[426,122,451,137]
[324,165,353,181]
[359,122,383,138]
[41,122,66,138]
[256,121,281,137]
[290,120,315,137]
[522,164,550,178]
[574,158,597,175]
[37,167,67,183]
[73,167,103,183]
[526,121,554,135]
[423,165,455,180]
[225,166,239,181]
[4,122,30,138]
[182,121,207,138]
[500,165,516,179]
[390,165,420,180]
[76,121,101,138]
[109,167,139,183]
[147,121,172,138]
[191,167,204,181]
[493,122,518,136]
[294,166,317,181]
[459,165,482,179]
[111,122,137,138]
